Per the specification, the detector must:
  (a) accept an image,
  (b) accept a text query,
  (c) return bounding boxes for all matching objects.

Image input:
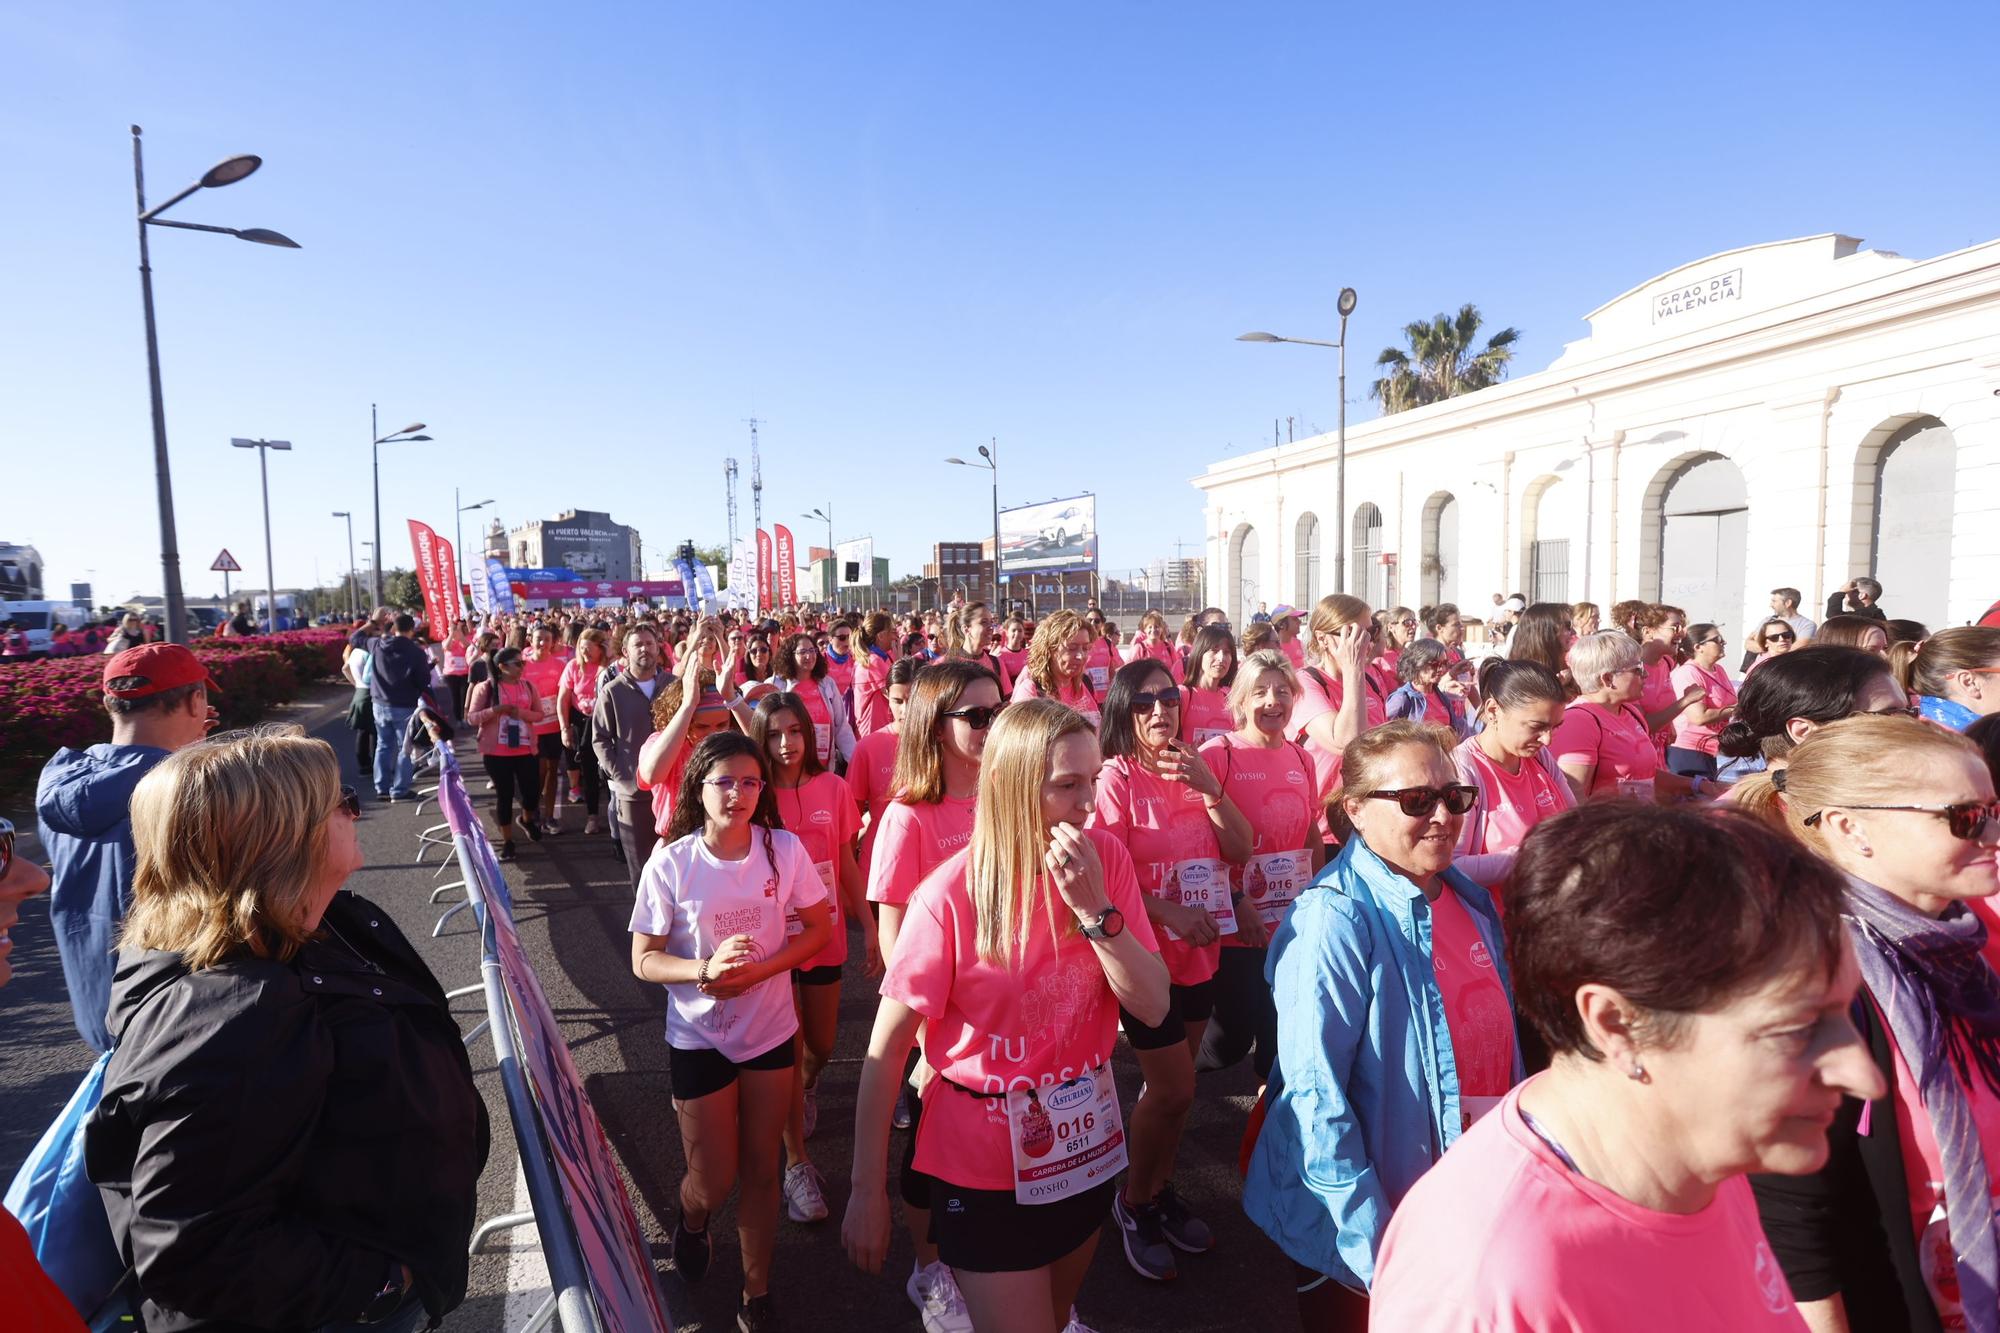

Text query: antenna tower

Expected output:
[744,417,764,534]
[724,457,740,550]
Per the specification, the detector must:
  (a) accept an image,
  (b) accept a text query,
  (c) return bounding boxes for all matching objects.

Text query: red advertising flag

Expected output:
[756,528,773,615]
[773,524,797,606]
[406,519,451,631]
[435,532,461,622]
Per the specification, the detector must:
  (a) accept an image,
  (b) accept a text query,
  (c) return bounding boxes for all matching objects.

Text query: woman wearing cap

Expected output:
[1450,660,1575,890]
[1369,802,1881,1329]
[1013,610,1102,729]
[844,701,1168,1333]
[1893,625,2000,732]
[88,727,489,1333]
[1547,631,1711,804]
[1245,721,1519,1330]
[1195,649,1317,1082]
[1271,605,1307,672]
[1738,716,2000,1331]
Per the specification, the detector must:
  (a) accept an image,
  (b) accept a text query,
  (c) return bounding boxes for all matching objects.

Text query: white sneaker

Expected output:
[1063,1310,1099,1333]
[908,1260,974,1333]
[782,1162,827,1223]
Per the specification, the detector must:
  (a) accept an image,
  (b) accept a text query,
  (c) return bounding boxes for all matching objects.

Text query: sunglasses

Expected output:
[335,786,362,819]
[1765,632,1796,643]
[703,776,766,795]
[943,703,1008,730]
[1129,687,1183,714]
[1365,784,1479,818]
[1804,800,2000,841]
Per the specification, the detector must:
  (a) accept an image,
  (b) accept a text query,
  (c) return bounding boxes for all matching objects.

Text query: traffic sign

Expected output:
[210,549,242,572]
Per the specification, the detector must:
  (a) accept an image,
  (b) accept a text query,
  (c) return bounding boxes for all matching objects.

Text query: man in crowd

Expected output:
[368,613,433,801]
[1825,576,1886,621]
[36,644,217,1052]
[593,621,665,887]
[1770,586,1818,642]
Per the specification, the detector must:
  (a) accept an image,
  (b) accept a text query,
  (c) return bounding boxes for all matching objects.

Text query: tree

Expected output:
[383,568,423,610]
[691,543,729,589]
[1371,304,1521,414]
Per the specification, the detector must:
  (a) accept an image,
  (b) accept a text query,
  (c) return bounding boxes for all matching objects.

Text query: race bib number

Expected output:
[1086,666,1110,694]
[814,722,831,762]
[1167,858,1235,938]
[539,694,559,722]
[1008,1068,1127,1205]
[1616,778,1655,804]
[445,652,467,674]
[1193,726,1231,745]
[500,718,526,749]
[1245,850,1305,927]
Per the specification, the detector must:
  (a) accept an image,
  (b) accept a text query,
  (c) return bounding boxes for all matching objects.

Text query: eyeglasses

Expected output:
[703,776,766,795]
[1128,687,1183,714]
[1803,800,2000,841]
[1365,784,1479,818]
[335,786,362,819]
[943,703,1008,730]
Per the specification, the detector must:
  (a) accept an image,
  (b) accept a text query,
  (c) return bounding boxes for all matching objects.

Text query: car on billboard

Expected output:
[1034,505,1087,550]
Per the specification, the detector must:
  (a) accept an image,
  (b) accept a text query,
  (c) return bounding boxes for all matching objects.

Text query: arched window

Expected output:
[1871,418,1956,629]
[1421,492,1458,607]
[1295,512,1321,607]
[1652,453,1749,645]
[1229,523,1260,627]
[1351,503,1385,606]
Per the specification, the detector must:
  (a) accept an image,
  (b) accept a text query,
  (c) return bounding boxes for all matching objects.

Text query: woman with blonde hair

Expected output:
[1245,721,1519,1330]
[1548,630,1711,803]
[1893,625,2000,732]
[1569,601,1601,637]
[1816,613,1892,658]
[1011,608,1101,728]
[844,700,1168,1333]
[1636,602,1706,752]
[1290,594,1376,842]
[1743,716,2000,1332]
[1125,608,1184,682]
[87,726,488,1332]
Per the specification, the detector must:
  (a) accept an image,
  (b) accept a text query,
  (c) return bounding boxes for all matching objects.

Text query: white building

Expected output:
[1196,234,2000,642]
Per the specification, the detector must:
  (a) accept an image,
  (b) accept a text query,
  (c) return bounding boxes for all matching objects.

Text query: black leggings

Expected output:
[567,711,603,815]
[483,753,541,830]
[1196,944,1277,1082]
[446,674,469,721]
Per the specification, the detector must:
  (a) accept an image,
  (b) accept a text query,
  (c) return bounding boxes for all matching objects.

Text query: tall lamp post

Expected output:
[1238,287,1359,595]
[805,507,835,606]
[331,511,356,614]
[231,437,291,630]
[370,407,432,606]
[132,127,299,643]
[456,491,494,617]
[944,439,1002,612]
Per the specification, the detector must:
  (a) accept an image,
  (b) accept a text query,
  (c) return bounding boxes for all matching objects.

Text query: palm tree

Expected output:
[1371,304,1521,413]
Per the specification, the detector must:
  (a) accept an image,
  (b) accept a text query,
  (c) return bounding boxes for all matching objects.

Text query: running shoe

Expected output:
[892,1084,915,1131]
[783,1162,828,1223]
[1154,1181,1215,1253]
[517,815,544,843]
[569,785,583,804]
[585,815,605,835]
[1111,1191,1178,1282]
[671,1212,710,1283]
[497,841,517,862]
[736,1292,777,1333]
[802,1081,819,1140]
[1063,1310,1099,1333]
[907,1261,974,1333]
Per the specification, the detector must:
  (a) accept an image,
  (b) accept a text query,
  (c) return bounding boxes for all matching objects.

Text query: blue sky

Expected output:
[5,2,1997,604]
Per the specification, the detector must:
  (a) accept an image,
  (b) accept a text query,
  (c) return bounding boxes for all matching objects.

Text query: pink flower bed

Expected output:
[0,629,349,791]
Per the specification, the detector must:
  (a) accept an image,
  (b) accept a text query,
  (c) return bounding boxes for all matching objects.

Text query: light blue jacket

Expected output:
[1243,835,1521,1291]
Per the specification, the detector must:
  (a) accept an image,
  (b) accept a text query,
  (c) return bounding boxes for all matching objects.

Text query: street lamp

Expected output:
[1238,286,1358,595]
[944,440,1002,612]
[132,127,300,643]
[370,406,432,606]
[456,491,494,618]
[805,507,835,606]
[331,511,356,614]
[230,437,291,629]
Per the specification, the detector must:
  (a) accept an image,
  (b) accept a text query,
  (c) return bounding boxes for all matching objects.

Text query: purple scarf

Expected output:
[1844,875,2000,1333]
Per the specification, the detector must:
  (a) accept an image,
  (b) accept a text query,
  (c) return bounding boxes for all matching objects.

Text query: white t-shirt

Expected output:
[628,827,827,1060]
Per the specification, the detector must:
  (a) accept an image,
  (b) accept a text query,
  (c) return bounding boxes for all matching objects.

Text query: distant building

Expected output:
[922,540,992,602]
[0,543,44,600]
[507,509,642,581]
[1147,557,1206,597]
[482,517,509,563]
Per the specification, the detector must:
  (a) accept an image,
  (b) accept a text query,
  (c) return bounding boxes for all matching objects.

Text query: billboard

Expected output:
[836,538,874,587]
[537,519,633,581]
[999,494,1097,575]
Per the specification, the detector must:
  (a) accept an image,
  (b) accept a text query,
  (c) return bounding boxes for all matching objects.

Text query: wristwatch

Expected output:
[1077,906,1125,941]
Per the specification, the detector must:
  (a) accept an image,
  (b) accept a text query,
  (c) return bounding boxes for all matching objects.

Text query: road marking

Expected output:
[504,1159,553,1328]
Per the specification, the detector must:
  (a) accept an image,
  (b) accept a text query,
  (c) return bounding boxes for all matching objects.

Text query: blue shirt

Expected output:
[1919,694,1981,732]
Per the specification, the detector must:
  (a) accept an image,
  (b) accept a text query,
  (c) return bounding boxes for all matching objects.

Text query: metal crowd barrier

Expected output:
[425,744,672,1333]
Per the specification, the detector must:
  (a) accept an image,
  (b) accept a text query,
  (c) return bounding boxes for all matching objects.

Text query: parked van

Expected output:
[0,600,93,656]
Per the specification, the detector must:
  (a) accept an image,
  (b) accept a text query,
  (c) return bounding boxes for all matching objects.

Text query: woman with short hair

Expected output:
[1548,631,1711,803]
[1012,609,1101,728]
[1384,639,1470,736]
[1743,716,2000,1331]
[844,701,1168,1333]
[1369,801,1882,1328]
[1450,659,1575,889]
[1893,625,2000,732]
[87,727,488,1333]
[1747,615,1800,673]
[1666,622,1738,779]
[1246,721,1519,1330]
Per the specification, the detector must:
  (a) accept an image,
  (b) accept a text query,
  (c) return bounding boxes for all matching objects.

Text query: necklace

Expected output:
[321,916,383,974]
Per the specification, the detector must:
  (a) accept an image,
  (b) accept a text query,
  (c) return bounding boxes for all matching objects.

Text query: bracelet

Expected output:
[696,956,711,987]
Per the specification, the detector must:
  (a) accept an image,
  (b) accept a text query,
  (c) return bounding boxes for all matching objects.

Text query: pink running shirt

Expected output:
[1089,755,1223,987]
[1548,700,1657,800]
[773,771,861,971]
[1179,685,1235,746]
[867,794,976,908]
[1200,735,1314,946]
[847,725,900,877]
[1429,890,1516,1099]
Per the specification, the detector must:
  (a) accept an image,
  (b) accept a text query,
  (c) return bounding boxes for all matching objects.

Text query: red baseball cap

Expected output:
[103,644,222,699]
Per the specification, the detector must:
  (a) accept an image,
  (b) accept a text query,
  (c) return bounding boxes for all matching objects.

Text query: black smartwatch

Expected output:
[1078,905,1124,941]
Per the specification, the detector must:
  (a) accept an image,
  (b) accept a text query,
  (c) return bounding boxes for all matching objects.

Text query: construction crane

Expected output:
[724,457,740,552]
[744,417,764,536]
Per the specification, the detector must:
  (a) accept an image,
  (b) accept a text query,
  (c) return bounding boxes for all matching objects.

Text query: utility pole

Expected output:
[744,418,764,535]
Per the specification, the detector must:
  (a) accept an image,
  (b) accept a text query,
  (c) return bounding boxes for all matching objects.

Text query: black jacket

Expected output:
[369,634,434,710]
[85,891,490,1332]
[1824,590,1889,622]
[1749,996,1942,1333]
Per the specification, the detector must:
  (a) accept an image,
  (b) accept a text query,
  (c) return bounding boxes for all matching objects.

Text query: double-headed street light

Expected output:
[370,407,432,606]
[133,127,300,643]
[331,511,356,614]
[456,491,494,618]
[1238,286,1359,596]
[944,440,1001,612]
[804,507,835,605]
[231,437,291,630]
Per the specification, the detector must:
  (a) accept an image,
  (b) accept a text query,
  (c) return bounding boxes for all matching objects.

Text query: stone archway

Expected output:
[1228,522,1260,626]
[1350,503,1385,607]
[1854,415,1956,629]
[1642,451,1749,642]
[1295,512,1321,608]
[1420,491,1459,608]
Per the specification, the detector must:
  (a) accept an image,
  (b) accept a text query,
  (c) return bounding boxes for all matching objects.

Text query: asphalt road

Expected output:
[1,683,1298,1332]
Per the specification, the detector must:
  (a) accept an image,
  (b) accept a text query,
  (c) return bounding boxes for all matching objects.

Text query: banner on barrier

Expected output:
[435,755,672,1333]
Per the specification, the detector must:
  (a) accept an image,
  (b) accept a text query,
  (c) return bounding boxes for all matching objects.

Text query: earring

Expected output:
[1627,1062,1646,1082]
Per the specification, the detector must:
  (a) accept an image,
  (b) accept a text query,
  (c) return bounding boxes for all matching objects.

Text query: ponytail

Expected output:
[1895,626,2000,701]
[1889,639,1923,696]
